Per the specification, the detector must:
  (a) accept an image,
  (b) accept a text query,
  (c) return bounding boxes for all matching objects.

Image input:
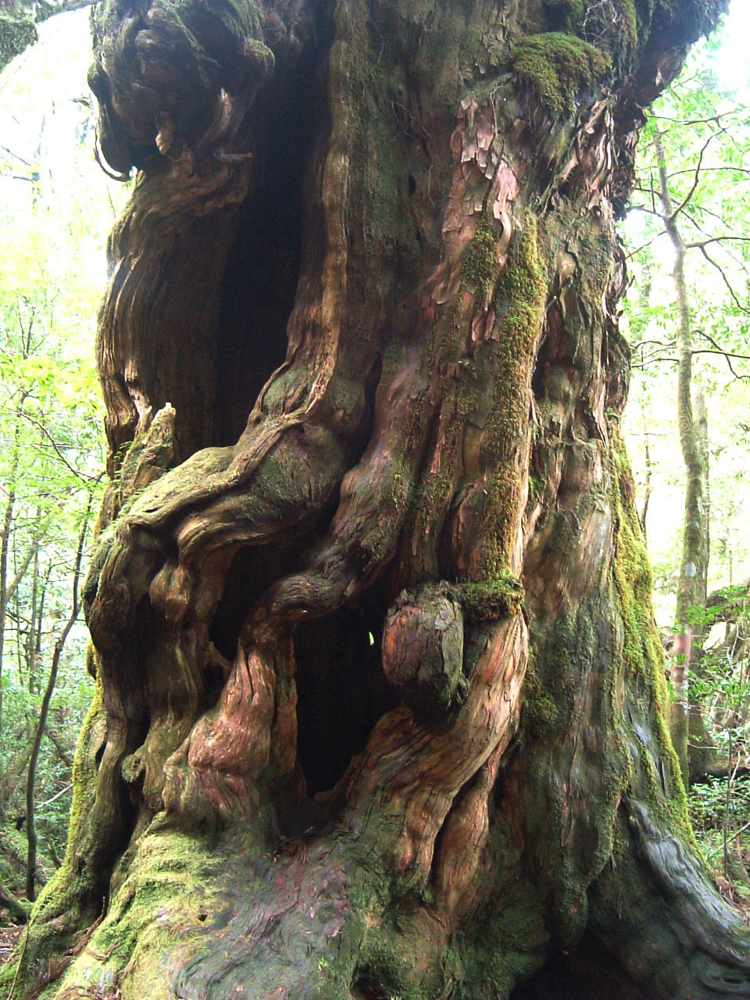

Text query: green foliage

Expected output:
[687,587,750,877]
[621,8,750,895]
[622,17,750,624]
[0,10,130,902]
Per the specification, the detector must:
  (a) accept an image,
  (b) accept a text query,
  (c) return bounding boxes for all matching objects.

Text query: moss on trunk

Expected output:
[0,10,37,72]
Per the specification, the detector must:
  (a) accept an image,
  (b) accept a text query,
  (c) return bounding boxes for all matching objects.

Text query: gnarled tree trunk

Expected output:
[5,1,749,998]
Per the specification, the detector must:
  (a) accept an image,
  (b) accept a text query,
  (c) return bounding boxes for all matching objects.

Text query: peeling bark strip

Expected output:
[6,2,750,999]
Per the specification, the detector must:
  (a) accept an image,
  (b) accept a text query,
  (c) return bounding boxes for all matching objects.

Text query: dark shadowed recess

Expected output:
[510,933,648,1000]
[206,18,402,807]
[294,603,401,797]
[214,30,325,445]
[209,548,401,809]
[212,560,400,802]
[207,542,300,650]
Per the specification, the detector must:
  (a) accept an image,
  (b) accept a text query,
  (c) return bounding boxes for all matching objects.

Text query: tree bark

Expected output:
[5,1,749,998]
[655,128,713,785]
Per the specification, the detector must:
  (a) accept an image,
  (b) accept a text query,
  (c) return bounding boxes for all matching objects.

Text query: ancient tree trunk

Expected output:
[5,1,749,998]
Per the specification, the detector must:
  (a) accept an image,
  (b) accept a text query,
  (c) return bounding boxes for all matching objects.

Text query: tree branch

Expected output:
[11,408,100,483]
[625,233,661,259]
[685,235,750,250]
[692,330,750,380]
[669,129,722,222]
[668,165,750,179]
[4,538,40,609]
[696,245,750,315]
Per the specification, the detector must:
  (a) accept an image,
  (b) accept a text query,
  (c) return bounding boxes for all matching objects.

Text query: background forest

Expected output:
[0,0,748,928]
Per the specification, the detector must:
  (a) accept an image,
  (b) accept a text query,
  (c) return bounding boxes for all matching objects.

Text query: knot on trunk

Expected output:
[382,585,466,715]
[88,0,274,173]
[118,402,176,503]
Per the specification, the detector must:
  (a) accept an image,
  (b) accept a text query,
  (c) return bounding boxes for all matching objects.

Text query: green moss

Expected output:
[353,916,449,1000]
[412,469,456,538]
[41,822,222,998]
[460,221,502,296]
[451,900,548,999]
[496,224,547,360]
[30,685,103,918]
[509,32,610,114]
[620,0,638,43]
[528,474,544,506]
[544,0,585,32]
[476,216,548,577]
[522,662,560,735]
[451,572,524,621]
[609,424,696,848]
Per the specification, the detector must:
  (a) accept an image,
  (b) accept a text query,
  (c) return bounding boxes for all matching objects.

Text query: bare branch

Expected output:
[12,409,100,483]
[631,338,676,351]
[669,129,724,222]
[690,330,750,380]
[693,348,750,363]
[628,204,663,217]
[685,236,750,250]
[697,245,750,316]
[36,783,73,811]
[695,329,750,361]
[0,145,32,168]
[668,166,750,179]
[645,110,749,127]
[625,234,662,260]
[631,357,679,369]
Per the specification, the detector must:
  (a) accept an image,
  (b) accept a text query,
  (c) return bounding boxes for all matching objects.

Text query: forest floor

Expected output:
[715,856,750,925]
[0,924,22,968]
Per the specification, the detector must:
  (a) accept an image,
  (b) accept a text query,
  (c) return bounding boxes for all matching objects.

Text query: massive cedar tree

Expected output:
[6,1,750,997]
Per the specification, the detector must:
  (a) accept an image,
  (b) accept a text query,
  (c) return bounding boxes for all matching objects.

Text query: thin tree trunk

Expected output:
[688,387,715,778]
[655,129,708,785]
[638,401,652,541]
[29,564,51,696]
[25,539,40,694]
[25,505,90,901]
[0,422,20,741]
[0,404,40,738]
